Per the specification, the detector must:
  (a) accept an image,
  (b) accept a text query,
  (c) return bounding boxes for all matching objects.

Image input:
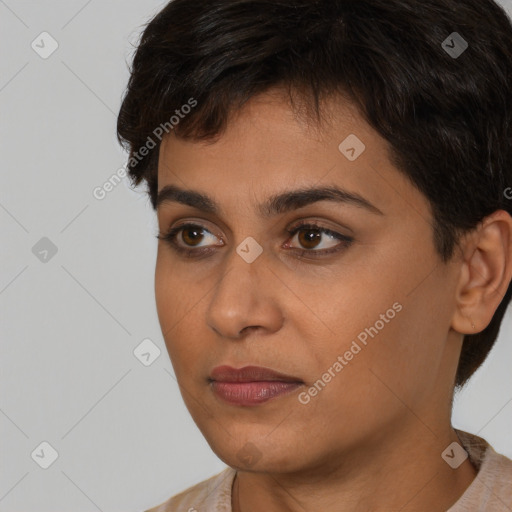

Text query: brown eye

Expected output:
[297,228,322,249]
[285,222,353,257]
[157,223,222,256]
[181,225,206,246]
[289,224,346,251]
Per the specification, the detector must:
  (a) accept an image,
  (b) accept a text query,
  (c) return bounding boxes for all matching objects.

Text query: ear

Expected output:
[451,210,512,334]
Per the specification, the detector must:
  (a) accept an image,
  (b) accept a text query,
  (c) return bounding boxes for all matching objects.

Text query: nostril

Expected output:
[240,326,259,335]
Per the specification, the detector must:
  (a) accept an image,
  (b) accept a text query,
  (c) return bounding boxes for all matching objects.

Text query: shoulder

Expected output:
[478,442,512,507]
[450,430,512,511]
[144,467,237,512]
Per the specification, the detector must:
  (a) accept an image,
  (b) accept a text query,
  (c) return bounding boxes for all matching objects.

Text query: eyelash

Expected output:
[156,220,353,259]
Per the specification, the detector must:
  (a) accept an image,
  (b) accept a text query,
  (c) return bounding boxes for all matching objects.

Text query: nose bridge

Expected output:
[205,245,282,338]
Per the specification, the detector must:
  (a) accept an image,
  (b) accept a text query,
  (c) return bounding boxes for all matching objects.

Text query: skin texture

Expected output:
[154,88,512,512]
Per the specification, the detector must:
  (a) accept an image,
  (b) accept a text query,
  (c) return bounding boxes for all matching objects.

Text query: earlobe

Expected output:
[451,210,512,335]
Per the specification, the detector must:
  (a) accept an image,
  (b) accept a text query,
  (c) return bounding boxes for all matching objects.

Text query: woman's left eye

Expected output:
[285,222,353,256]
[157,221,353,258]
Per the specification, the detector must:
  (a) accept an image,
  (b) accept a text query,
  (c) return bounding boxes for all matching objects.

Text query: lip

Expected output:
[209,365,304,406]
[209,365,303,383]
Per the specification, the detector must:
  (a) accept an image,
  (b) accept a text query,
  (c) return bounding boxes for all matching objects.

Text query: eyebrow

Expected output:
[156,184,384,216]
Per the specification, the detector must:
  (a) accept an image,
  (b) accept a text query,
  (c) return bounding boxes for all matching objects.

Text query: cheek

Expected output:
[295,254,449,407]
[155,250,201,328]
[325,287,452,414]
[155,256,198,366]
[155,254,224,386]
[154,255,175,333]
[289,300,441,447]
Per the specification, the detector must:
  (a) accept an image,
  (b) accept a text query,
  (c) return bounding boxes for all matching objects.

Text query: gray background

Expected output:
[1,1,511,511]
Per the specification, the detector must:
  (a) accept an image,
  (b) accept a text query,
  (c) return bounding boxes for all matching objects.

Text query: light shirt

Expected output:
[146,430,512,512]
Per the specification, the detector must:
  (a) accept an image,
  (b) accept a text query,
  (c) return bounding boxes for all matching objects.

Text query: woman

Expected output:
[117,0,512,510]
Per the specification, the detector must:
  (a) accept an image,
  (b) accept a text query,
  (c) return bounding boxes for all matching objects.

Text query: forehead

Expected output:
[156,90,429,223]
[158,90,379,176]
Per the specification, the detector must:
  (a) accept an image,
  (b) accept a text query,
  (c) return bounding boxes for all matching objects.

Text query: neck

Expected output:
[232,424,477,512]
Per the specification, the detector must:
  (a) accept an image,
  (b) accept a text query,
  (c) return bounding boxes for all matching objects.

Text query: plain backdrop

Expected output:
[1,1,511,511]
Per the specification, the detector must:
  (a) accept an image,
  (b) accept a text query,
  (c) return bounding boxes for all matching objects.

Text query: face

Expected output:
[154,89,462,474]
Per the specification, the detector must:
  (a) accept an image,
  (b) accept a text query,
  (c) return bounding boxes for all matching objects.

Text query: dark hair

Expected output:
[117,0,512,389]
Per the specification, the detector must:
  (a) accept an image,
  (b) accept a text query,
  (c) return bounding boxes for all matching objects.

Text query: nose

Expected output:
[205,248,283,339]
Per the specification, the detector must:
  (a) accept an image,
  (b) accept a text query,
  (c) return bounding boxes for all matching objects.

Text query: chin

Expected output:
[204,429,310,474]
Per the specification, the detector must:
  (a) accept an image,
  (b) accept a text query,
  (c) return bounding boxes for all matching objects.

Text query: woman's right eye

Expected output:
[157,223,223,257]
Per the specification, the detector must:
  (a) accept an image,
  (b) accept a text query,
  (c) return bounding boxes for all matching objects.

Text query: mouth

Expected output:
[209,365,303,383]
[208,365,304,406]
